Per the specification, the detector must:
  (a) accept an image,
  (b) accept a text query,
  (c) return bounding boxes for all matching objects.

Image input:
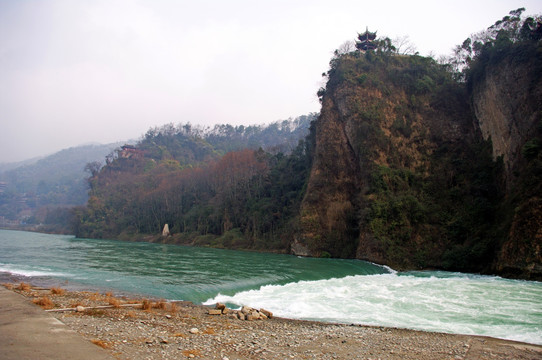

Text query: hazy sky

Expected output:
[1,0,541,163]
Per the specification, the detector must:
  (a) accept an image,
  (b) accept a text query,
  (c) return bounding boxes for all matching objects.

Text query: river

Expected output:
[1,229,540,345]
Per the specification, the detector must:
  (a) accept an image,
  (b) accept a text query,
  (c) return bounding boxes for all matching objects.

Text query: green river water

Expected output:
[1,229,541,345]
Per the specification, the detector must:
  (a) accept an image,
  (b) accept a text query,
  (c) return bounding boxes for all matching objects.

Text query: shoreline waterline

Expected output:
[3,282,542,360]
[1,229,542,346]
[2,267,542,347]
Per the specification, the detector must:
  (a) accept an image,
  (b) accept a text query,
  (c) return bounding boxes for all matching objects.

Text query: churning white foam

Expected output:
[205,272,542,345]
[0,264,68,278]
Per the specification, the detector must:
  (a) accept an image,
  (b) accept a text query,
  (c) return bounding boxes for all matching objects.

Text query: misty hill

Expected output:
[137,114,316,165]
[0,143,121,223]
[0,156,46,173]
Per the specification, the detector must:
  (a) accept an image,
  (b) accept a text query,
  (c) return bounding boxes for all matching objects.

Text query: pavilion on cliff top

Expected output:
[356,27,377,51]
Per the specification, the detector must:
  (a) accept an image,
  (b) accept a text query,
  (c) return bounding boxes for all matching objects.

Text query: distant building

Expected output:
[356,27,377,51]
[119,145,143,159]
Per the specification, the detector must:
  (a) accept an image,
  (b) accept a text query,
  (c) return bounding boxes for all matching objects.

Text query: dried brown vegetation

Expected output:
[107,296,121,308]
[141,299,152,311]
[17,282,31,291]
[182,349,202,357]
[153,299,167,310]
[91,339,111,349]
[51,287,66,295]
[33,296,54,309]
[2,283,14,290]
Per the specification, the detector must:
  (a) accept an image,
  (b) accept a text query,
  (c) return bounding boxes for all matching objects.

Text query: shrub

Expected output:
[107,297,121,308]
[153,300,167,310]
[141,299,152,311]
[33,296,54,309]
[50,287,66,295]
[522,139,541,159]
[17,282,31,291]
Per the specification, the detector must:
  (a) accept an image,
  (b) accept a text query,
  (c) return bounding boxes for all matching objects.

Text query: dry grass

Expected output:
[107,296,122,308]
[2,283,14,290]
[182,349,201,357]
[141,299,152,311]
[51,287,66,295]
[124,299,141,304]
[86,308,105,316]
[91,339,111,349]
[124,310,137,318]
[169,302,178,314]
[69,301,85,308]
[17,282,31,291]
[203,327,216,335]
[33,296,54,309]
[153,299,167,310]
[87,292,103,301]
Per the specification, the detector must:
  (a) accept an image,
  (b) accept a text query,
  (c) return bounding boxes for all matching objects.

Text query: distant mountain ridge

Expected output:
[0,115,315,230]
[0,156,46,173]
[0,142,122,225]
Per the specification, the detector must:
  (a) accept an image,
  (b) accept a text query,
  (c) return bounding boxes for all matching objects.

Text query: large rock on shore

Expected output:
[210,303,273,321]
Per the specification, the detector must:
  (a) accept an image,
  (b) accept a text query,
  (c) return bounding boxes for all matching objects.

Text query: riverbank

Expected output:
[2,282,541,360]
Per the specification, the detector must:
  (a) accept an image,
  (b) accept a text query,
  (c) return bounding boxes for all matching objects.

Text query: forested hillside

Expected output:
[73,9,541,280]
[75,115,316,246]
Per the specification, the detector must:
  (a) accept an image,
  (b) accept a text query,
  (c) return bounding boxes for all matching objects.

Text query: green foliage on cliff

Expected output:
[71,9,541,279]
[299,24,513,272]
[448,7,542,86]
[296,9,541,278]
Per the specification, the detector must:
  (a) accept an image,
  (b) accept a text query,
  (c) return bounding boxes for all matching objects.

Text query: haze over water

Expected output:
[1,230,541,345]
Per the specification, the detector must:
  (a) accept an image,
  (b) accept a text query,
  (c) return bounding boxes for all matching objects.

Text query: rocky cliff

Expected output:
[295,41,542,280]
[471,45,542,182]
[470,42,542,279]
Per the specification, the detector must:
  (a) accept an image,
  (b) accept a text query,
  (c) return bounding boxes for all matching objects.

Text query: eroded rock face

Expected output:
[496,196,542,280]
[298,93,361,258]
[296,49,541,279]
[472,55,542,183]
[298,54,475,265]
[471,50,542,280]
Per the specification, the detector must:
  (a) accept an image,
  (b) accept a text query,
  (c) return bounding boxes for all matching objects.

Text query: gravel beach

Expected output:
[3,282,542,360]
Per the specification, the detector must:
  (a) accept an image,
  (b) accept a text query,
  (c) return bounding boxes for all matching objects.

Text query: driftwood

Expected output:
[46,303,144,312]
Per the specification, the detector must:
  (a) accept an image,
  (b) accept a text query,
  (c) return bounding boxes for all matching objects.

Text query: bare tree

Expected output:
[393,35,417,55]
[335,40,356,55]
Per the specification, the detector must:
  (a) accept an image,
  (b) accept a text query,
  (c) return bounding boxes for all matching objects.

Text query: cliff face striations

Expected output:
[471,47,542,181]
[296,42,542,279]
[470,42,542,279]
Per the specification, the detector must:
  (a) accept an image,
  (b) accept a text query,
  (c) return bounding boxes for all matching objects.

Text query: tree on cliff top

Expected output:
[448,8,541,79]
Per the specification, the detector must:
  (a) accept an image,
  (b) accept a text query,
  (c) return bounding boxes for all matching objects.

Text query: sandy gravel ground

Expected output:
[3,282,542,360]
